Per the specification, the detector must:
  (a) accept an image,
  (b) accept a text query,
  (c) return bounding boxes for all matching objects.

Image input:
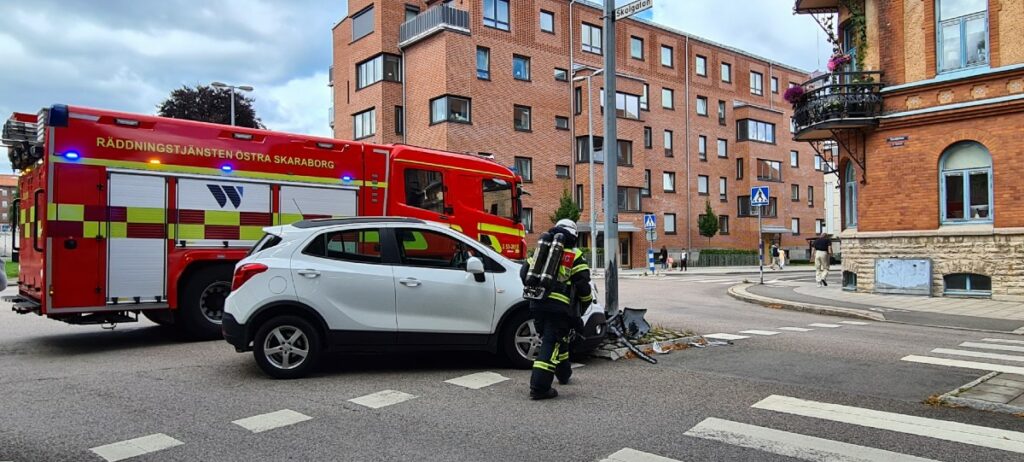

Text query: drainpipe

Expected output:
[684,35,692,254]
[768,62,774,111]
[401,49,407,144]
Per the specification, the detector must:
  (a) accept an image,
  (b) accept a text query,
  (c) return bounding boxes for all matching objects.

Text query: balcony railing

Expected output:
[791,71,884,141]
[399,5,470,48]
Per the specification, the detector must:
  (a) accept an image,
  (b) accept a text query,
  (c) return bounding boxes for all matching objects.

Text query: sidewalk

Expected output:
[597,265,815,277]
[730,278,1024,335]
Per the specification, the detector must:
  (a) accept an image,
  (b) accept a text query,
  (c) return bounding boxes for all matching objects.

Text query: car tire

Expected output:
[253,315,321,379]
[501,309,538,369]
[175,265,233,340]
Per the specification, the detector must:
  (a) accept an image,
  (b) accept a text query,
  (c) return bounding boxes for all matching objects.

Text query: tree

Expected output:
[698,200,719,244]
[549,188,581,225]
[157,85,264,129]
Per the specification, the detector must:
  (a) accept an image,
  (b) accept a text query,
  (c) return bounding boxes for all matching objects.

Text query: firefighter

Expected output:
[521,218,593,400]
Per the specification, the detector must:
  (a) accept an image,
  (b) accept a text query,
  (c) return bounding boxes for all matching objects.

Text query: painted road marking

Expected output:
[444,372,509,390]
[90,434,183,462]
[901,355,1024,375]
[232,409,311,433]
[752,394,1024,453]
[739,330,781,336]
[704,333,750,341]
[348,390,417,409]
[961,342,1024,353]
[684,417,938,462]
[809,323,841,328]
[778,327,813,332]
[980,338,1024,346]
[599,448,680,462]
[932,348,1024,363]
[839,321,869,325]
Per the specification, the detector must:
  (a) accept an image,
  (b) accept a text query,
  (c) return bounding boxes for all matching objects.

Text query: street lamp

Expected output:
[211,81,254,126]
[572,69,604,273]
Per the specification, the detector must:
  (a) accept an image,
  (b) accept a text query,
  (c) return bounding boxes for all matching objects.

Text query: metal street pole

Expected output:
[602,0,619,316]
[211,82,253,127]
[758,205,764,285]
[586,75,597,274]
[229,89,236,127]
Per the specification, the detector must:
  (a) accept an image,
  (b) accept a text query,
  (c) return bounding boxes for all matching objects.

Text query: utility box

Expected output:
[874,258,931,296]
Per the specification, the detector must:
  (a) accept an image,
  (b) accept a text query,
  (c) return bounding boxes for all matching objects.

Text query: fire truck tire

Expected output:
[252,315,322,379]
[142,309,175,326]
[501,309,538,369]
[176,265,233,340]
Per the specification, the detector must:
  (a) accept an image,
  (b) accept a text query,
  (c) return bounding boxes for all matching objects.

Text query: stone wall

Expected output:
[842,230,1024,301]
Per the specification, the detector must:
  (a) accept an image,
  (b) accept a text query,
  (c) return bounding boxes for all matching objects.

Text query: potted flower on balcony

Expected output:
[783,85,805,106]
[827,54,852,73]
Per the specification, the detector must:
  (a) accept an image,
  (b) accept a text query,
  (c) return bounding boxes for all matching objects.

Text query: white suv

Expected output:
[222,218,607,379]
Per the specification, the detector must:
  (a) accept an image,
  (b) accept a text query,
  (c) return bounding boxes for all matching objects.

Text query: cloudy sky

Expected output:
[0,0,828,172]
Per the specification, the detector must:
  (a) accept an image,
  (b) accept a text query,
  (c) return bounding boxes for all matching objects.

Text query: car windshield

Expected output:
[247,233,282,256]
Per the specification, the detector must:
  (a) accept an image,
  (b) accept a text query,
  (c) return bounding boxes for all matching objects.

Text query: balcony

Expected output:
[399,5,470,48]
[791,71,884,141]
[793,0,840,14]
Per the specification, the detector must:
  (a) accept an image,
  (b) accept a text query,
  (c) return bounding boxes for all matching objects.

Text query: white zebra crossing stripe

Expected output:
[90,434,183,462]
[839,321,869,325]
[684,417,938,462]
[981,338,1024,345]
[599,448,680,462]
[232,409,311,433]
[901,355,1024,375]
[752,395,1024,453]
[348,390,417,409]
[739,330,781,336]
[778,327,814,332]
[961,342,1024,353]
[444,372,509,389]
[931,348,1024,363]
[704,333,750,340]
[809,323,840,328]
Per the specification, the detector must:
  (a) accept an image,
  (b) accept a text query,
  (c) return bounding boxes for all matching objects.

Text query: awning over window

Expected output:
[760,225,792,234]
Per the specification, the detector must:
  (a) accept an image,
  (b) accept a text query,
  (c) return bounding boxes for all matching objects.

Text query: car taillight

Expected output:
[231,263,268,291]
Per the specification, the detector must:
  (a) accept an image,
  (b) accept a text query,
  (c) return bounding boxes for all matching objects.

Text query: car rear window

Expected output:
[248,233,282,256]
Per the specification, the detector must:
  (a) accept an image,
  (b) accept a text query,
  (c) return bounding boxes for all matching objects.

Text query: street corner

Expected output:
[726,282,885,322]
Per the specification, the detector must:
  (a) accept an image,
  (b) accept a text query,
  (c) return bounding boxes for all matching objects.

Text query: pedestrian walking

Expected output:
[813,233,832,287]
[779,248,786,270]
[659,245,668,271]
[770,244,780,270]
[680,250,687,271]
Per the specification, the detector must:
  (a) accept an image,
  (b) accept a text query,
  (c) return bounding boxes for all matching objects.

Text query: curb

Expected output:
[938,372,1024,415]
[728,283,885,322]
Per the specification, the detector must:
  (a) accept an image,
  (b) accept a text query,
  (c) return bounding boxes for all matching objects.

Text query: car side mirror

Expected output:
[466,257,485,275]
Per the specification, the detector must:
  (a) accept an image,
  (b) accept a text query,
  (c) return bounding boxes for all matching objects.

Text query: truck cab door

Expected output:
[393,165,451,223]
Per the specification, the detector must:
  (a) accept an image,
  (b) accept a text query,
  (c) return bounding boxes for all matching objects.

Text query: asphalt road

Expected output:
[2,277,1023,462]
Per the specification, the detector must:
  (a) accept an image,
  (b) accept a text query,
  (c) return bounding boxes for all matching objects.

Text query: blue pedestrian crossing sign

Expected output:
[643,213,657,230]
[750,186,770,206]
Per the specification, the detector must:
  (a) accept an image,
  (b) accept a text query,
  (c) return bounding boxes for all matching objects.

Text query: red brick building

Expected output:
[332,0,824,267]
[793,0,1024,299]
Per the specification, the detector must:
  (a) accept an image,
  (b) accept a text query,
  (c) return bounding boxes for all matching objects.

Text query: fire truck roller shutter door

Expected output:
[107,173,167,303]
[278,185,357,225]
[175,178,272,246]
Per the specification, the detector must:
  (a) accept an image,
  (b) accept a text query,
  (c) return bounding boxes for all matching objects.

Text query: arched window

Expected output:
[940,141,992,223]
[843,162,858,229]
[944,273,991,296]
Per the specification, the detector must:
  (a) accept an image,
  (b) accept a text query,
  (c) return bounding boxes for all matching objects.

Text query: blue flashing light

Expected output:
[63,151,80,160]
[220,165,233,173]
[341,175,353,183]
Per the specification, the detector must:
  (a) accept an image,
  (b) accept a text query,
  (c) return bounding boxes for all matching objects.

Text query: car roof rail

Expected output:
[291,217,425,229]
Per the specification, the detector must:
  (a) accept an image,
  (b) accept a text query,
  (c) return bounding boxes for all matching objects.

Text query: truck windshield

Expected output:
[482,178,513,220]
[248,233,282,256]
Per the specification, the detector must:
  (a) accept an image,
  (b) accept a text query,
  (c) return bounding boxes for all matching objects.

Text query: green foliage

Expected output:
[5,260,16,280]
[158,85,264,129]
[549,188,581,224]
[697,201,718,243]
[839,0,869,71]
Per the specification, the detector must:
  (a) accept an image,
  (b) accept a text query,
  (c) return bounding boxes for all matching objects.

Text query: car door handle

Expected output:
[399,278,421,287]
[297,269,321,278]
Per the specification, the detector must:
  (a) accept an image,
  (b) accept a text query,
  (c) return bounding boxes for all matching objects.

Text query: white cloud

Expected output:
[257,72,333,138]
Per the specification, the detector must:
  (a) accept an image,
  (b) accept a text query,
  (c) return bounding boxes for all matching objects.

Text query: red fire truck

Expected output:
[1,104,526,338]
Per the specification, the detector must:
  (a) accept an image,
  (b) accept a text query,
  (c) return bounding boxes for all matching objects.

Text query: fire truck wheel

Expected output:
[501,310,538,369]
[142,309,175,326]
[176,265,233,339]
[253,315,322,379]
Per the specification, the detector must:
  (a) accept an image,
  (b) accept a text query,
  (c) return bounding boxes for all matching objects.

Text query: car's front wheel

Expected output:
[502,310,539,369]
[253,315,322,379]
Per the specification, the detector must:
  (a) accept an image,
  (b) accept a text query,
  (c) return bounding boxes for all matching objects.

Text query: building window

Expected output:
[405,5,420,22]
[642,169,651,197]
[750,71,763,95]
[513,55,531,81]
[352,5,374,41]
[430,95,471,124]
[697,175,709,195]
[664,130,673,157]
[718,100,726,125]
[555,165,570,178]
[514,156,533,182]
[640,84,649,111]
[737,158,744,179]
[575,136,631,166]
[719,177,727,202]
[721,62,732,82]
[815,219,825,234]
[476,47,490,80]
[540,10,554,33]
[555,116,569,130]
[808,185,815,207]
[631,36,644,60]
[737,119,776,143]
[719,215,730,234]
[940,140,992,223]
[576,184,584,209]
[790,150,799,167]
[665,213,677,234]
[602,90,640,120]
[662,88,674,109]
[696,55,707,76]
[740,196,779,217]
[554,68,568,81]
[483,0,510,31]
[644,126,652,149]
[521,208,534,233]
[696,96,708,116]
[791,218,800,235]
[757,159,782,182]
[791,184,800,201]
[814,155,823,171]
[717,139,728,158]
[698,135,707,161]
[660,45,673,68]
[771,77,780,94]
[618,187,642,212]
[514,105,532,131]
[574,87,582,115]
[581,23,602,54]
[394,106,403,135]
[844,162,859,228]
[663,172,676,193]
[618,140,633,165]
[356,54,401,90]
[937,0,988,73]
[353,108,376,139]
[944,273,992,296]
